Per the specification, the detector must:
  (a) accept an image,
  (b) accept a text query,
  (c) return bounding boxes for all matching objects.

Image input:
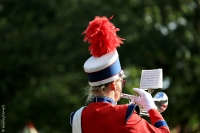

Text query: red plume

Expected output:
[82,16,124,57]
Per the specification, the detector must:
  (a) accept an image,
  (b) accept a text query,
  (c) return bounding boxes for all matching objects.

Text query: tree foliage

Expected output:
[1,0,200,133]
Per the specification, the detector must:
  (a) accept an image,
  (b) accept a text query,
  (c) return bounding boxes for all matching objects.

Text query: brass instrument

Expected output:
[121,90,168,116]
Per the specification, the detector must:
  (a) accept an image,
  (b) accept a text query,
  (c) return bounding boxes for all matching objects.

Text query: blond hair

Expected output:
[86,77,123,103]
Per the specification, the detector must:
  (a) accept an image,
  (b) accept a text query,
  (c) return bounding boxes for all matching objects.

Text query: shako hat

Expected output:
[82,16,125,86]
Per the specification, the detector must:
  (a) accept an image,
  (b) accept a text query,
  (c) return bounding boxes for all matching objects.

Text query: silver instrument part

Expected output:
[121,91,168,116]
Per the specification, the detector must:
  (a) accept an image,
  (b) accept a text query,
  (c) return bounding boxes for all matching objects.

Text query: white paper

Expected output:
[140,69,163,89]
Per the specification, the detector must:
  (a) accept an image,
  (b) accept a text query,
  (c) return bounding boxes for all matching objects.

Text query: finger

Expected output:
[133,88,144,95]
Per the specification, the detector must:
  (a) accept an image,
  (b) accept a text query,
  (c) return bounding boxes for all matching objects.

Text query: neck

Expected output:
[95,90,116,102]
[106,91,115,101]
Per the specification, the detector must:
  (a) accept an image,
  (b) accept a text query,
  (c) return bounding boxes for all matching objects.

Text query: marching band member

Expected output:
[70,16,170,133]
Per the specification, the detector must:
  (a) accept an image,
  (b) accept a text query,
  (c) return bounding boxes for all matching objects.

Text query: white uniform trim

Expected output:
[72,106,86,133]
[84,50,118,73]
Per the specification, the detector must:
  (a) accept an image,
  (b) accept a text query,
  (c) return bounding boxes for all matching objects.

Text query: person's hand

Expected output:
[132,88,157,112]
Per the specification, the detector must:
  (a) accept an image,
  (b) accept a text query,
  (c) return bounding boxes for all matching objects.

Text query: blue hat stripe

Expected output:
[86,59,121,83]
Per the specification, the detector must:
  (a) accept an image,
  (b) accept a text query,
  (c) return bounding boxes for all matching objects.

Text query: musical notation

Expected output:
[140,69,163,89]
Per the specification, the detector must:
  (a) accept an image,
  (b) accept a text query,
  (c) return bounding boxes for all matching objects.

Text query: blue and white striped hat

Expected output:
[84,50,125,86]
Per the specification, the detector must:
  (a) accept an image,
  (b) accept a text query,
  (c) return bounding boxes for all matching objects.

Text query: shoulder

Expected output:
[124,104,140,123]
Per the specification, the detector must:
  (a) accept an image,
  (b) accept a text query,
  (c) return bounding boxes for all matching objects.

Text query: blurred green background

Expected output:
[1,0,200,133]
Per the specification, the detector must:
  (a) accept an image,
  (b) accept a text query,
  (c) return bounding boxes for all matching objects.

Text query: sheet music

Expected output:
[140,69,163,89]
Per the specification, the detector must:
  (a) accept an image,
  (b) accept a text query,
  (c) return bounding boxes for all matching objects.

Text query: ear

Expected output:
[110,82,115,90]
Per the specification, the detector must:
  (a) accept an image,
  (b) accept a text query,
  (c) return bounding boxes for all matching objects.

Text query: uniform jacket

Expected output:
[70,97,170,133]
